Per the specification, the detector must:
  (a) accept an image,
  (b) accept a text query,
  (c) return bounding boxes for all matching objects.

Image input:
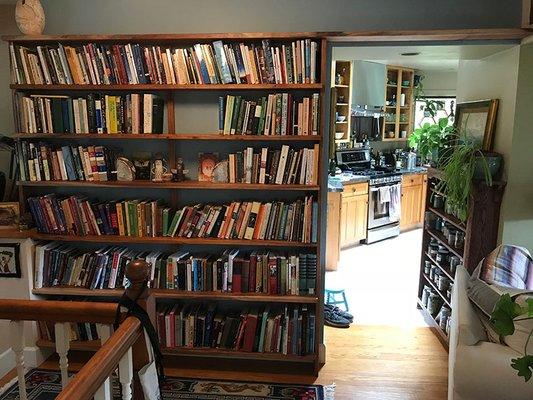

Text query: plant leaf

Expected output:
[490,294,523,336]
[511,355,533,382]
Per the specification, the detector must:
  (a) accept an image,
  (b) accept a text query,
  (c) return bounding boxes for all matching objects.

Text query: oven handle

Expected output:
[370,182,401,191]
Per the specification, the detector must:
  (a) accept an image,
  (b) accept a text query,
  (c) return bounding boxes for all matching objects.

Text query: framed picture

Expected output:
[454,99,499,151]
[198,153,218,182]
[0,202,20,230]
[0,243,21,278]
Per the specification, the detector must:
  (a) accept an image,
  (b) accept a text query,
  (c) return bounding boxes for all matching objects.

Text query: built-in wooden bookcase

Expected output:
[4,33,327,374]
[331,60,352,144]
[382,65,414,141]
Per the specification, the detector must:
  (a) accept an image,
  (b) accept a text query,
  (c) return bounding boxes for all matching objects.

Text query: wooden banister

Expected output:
[0,299,117,323]
[56,316,142,400]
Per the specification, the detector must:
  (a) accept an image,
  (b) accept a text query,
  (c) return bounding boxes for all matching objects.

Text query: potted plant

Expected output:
[408,117,454,166]
[437,136,501,222]
[491,294,533,382]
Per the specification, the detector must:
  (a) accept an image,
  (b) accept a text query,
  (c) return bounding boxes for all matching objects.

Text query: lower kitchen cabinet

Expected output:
[400,173,427,231]
[340,183,369,248]
[326,182,369,271]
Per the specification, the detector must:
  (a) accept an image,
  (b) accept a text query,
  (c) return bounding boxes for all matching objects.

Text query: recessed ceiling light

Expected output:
[401,52,420,56]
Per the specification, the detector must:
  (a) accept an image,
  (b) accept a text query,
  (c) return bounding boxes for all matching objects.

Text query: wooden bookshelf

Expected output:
[18,180,320,191]
[10,83,322,91]
[6,33,327,374]
[330,60,352,144]
[23,229,318,247]
[32,287,318,304]
[418,168,505,349]
[12,132,322,141]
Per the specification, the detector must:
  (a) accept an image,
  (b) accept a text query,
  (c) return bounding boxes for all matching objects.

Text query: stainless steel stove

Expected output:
[336,148,402,244]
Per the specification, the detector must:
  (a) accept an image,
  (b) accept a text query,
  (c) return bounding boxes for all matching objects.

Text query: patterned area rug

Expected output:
[0,369,330,399]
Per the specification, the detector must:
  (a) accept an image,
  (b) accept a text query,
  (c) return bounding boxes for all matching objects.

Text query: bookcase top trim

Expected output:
[2,32,328,43]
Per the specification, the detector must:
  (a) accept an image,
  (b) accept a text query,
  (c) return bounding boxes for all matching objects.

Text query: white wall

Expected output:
[456,44,533,251]
[0,239,47,378]
[420,70,457,97]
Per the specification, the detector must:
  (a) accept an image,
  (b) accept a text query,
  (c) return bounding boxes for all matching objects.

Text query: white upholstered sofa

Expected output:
[448,265,533,399]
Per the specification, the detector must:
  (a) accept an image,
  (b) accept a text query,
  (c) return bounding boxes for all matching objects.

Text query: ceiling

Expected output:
[332,44,515,71]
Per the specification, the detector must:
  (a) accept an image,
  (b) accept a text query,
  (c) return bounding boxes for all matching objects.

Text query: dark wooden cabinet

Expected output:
[417,167,505,347]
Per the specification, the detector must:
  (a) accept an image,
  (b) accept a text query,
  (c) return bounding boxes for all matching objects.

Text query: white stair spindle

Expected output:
[94,381,112,400]
[118,348,133,400]
[95,324,113,400]
[10,320,27,400]
[54,322,71,388]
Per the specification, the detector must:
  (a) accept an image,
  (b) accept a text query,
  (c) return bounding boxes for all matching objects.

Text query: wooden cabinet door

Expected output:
[401,185,416,230]
[340,193,368,247]
[353,194,368,241]
[401,184,423,230]
[326,192,341,271]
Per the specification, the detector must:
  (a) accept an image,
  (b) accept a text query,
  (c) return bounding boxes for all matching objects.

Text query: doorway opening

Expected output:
[324,42,514,330]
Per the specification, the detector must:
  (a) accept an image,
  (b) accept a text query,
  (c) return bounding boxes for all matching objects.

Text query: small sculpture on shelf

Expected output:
[115,157,135,181]
[171,157,189,182]
[151,153,170,182]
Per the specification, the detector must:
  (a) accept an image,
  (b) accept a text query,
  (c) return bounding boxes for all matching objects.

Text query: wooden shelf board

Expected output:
[32,287,318,303]
[335,121,348,124]
[152,290,319,303]
[37,339,101,352]
[3,32,325,43]
[25,230,317,247]
[10,83,322,91]
[161,347,315,363]
[18,181,320,191]
[33,287,124,297]
[336,103,349,106]
[426,229,463,259]
[417,298,449,346]
[424,252,455,282]
[422,274,452,308]
[12,133,322,141]
[428,206,466,232]
[333,84,349,88]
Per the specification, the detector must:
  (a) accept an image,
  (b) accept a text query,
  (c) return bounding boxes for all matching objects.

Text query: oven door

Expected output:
[368,183,400,229]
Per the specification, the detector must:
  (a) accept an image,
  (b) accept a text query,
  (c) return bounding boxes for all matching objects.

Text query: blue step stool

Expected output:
[325,289,349,311]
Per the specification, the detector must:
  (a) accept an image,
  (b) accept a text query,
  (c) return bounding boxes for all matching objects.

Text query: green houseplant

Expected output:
[408,117,454,166]
[437,135,501,222]
[491,294,533,382]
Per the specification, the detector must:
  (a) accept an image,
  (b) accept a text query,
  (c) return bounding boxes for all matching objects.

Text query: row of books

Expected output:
[37,320,102,343]
[34,241,317,295]
[227,144,319,185]
[10,39,318,86]
[157,303,315,355]
[15,93,164,134]
[16,142,114,182]
[28,195,318,243]
[220,93,320,136]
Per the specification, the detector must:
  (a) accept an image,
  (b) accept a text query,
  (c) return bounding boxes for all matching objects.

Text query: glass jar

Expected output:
[429,265,437,281]
[432,194,444,209]
[433,268,441,284]
[436,248,450,265]
[434,218,444,232]
[455,231,465,248]
[424,211,435,229]
[428,239,439,257]
[427,293,442,316]
[439,306,451,330]
[421,285,431,307]
[438,275,449,292]
[447,229,457,246]
[424,260,431,275]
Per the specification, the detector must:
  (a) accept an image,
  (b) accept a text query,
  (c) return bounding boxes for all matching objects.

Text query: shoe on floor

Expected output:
[324,308,351,328]
[325,304,354,322]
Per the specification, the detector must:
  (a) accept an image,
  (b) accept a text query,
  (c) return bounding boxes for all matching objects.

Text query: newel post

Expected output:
[122,259,156,400]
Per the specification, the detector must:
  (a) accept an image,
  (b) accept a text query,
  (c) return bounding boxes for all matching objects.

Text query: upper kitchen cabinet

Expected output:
[352,61,386,107]
[332,60,353,144]
[382,66,415,141]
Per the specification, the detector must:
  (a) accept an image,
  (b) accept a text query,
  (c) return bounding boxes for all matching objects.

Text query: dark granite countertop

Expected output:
[328,168,427,192]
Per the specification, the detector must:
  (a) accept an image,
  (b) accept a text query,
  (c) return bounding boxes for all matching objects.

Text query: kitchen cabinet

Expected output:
[340,183,369,248]
[400,173,427,231]
[326,182,369,271]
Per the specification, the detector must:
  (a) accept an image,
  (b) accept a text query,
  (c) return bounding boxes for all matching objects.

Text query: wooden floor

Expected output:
[34,324,448,400]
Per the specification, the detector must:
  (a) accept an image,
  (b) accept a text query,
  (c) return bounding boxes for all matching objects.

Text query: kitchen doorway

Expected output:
[324,42,514,328]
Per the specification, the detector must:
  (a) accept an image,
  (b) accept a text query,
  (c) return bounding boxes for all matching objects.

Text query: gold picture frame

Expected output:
[454,99,499,151]
[0,202,20,230]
